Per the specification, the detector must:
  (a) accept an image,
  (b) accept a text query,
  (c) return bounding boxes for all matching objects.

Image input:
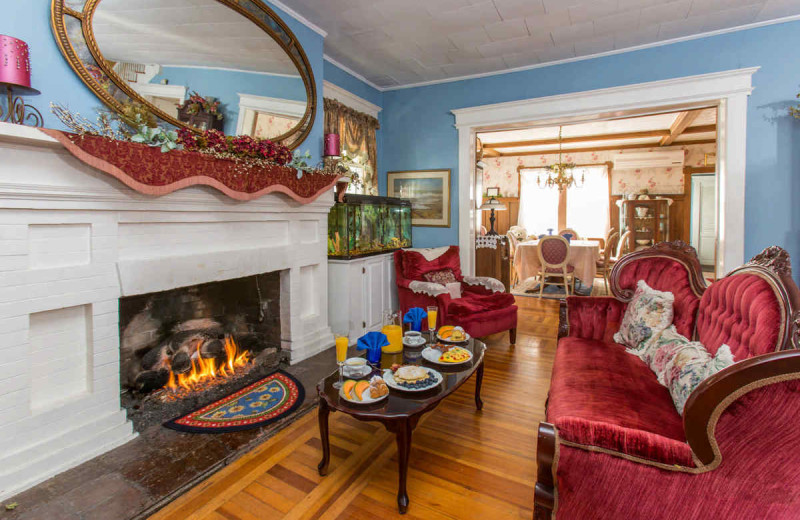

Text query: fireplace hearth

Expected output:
[119,272,283,430]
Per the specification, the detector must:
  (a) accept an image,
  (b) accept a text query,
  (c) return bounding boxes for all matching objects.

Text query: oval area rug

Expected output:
[164,370,305,434]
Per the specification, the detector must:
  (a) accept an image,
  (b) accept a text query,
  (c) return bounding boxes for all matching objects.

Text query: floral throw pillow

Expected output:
[614,280,675,350]
[646,327,735,414]
[424,269,458,285]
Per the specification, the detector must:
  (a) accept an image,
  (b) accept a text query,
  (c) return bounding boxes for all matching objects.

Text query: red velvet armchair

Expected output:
[534,242,800,519]
[394,246,518,343]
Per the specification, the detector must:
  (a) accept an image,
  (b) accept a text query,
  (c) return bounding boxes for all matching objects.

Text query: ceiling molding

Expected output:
[323,80,382,119]
[162,64,301,79]
[382,15,800,92]
[323,55,383,92]
[268,0,327,38]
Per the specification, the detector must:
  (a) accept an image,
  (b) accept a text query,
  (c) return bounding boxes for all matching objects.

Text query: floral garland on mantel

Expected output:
[42,103,341,203]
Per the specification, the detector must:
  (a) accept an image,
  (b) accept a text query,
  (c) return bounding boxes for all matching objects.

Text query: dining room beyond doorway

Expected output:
[476,105,719,297]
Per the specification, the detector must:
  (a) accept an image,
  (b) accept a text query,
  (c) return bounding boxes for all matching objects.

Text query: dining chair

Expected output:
[536,235,574,298]
[558,228,580,241]
[599,227,616,255]
[506,231,520,289]
[596,231,619,295]
[618,230,633,258]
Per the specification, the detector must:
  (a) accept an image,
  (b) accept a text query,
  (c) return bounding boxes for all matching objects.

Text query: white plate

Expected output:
[421,346,473,365]
[436,330,471,343]
[403,336,427,347]
[339,385,388,405]
[382,367,443,392]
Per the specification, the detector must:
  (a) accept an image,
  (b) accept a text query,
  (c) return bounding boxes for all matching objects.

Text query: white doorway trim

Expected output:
[452,67,758,277]
[235,93,307,135]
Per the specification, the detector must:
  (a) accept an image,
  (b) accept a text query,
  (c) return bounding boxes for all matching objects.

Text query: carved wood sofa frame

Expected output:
[534,242,800,520]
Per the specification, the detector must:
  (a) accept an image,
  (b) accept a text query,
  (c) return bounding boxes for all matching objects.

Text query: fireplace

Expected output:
[119,272,284,429]
[0,123,335,501]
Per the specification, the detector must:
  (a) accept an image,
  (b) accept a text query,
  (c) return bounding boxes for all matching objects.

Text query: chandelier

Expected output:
[537,126,584,191]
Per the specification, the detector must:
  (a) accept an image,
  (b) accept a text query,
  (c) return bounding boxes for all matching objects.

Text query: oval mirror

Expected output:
[51,0,316,148]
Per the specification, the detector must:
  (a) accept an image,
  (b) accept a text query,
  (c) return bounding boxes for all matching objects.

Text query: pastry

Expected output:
[369,375,388,398]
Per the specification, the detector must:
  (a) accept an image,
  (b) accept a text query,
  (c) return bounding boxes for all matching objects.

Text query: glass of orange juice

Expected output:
[334,334,348,389]
[427,305,438,341]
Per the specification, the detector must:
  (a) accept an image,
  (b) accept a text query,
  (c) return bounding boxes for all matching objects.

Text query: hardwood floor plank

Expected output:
[152,297,557,520]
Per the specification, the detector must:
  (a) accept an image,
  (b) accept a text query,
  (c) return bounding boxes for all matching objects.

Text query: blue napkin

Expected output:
[403,307,428,332]
[357,331,390,363]
[562,233,572,242]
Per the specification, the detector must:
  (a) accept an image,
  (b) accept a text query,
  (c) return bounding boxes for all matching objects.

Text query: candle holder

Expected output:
[0,35,42,127]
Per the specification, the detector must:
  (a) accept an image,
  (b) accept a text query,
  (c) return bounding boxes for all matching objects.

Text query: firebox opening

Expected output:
[118,271,282,430]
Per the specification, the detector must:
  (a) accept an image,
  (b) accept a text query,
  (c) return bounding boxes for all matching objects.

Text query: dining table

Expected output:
[514,239,601,286]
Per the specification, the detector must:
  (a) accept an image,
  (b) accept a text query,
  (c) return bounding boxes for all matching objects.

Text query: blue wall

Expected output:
[1,0,325,162]
[151,67,306,136]
[382,20,800,268]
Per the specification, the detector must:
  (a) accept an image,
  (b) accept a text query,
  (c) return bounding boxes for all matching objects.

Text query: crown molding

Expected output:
[381,14,800,92]
[322,80,382,118]
[268,0,327,38]
[323,55,383,92]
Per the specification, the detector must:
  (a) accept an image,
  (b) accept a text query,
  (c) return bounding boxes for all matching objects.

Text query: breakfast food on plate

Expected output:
[439,346,471,363]
[438,325,454,337]
[369,375,389,398]
[354,380,370,400]
[342,379,357,400]
[438,325,466,341]
[392,365,437,389]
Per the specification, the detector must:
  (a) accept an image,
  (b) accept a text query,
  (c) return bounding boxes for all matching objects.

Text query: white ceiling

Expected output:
[477,107,717,154]
[93,0,300,76]
[276,0,800,88]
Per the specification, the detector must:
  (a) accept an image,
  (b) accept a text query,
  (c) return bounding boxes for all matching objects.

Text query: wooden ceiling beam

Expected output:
[505,139,716,157]
[483,147,501,157]
[660,110,703,146]
[484,124,716,150]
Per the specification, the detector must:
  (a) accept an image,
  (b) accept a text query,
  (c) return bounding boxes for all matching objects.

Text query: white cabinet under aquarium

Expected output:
[327,194,409,341]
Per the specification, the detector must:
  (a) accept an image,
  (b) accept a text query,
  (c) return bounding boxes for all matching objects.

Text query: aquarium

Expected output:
[328,194,412,259]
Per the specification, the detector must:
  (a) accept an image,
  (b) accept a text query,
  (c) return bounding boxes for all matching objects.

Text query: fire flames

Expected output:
[165,336,251,393]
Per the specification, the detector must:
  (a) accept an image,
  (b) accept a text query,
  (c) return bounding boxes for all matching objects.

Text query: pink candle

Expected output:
[324,133,340,157]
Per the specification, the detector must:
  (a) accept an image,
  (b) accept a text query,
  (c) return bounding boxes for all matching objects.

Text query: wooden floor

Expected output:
[151,297,559,520]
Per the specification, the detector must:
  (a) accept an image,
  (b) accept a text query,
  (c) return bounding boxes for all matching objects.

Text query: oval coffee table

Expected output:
[316,338,486,514]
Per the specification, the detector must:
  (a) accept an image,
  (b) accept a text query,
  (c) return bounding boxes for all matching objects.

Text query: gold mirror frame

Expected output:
[50,0,317,149]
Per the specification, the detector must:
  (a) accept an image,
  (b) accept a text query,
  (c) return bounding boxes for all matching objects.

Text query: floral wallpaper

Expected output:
[481,143,716,197]
[254,113,300,140]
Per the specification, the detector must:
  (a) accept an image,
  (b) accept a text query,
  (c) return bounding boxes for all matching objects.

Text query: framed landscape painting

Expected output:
[387,169,451,227]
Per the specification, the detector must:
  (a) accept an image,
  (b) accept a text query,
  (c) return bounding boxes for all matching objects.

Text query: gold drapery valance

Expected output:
[324,98,380,194]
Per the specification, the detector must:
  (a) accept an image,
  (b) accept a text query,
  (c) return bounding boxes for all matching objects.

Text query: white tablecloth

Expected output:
[514,239,601,284]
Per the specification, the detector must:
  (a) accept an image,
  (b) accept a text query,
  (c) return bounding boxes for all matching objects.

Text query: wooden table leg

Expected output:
[395,419,413,514]
[475,360,484,411]
[317,399,331,476]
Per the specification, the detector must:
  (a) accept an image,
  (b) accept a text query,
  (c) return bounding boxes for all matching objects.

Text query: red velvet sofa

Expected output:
[393,246,518,342]
[534,242,800,519]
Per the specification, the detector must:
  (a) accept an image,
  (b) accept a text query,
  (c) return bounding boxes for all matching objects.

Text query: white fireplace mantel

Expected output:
[0,122,335,500]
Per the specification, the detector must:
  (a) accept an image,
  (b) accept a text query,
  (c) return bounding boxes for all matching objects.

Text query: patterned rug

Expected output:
[164,371,305,434]
[512,277,605,299]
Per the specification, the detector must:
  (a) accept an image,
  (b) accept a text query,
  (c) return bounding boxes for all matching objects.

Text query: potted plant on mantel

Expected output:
[178,91,224,132]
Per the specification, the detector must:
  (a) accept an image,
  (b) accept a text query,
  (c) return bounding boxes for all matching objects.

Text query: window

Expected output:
[518,168,558,236]
[566,166,610,239]
[518,165,610,238]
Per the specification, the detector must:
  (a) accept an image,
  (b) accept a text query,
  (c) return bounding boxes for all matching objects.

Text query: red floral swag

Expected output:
[40,129,338,203]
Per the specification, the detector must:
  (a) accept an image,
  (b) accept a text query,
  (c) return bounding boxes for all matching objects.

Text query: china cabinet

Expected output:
[620,199,671,250]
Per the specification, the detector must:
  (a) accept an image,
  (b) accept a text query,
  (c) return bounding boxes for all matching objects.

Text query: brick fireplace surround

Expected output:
[0,122,334,501]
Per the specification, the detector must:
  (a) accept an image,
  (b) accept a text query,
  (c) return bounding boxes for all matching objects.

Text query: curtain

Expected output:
[566,165,610,239]
[518,168,559,236]
[324,98,380,195]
